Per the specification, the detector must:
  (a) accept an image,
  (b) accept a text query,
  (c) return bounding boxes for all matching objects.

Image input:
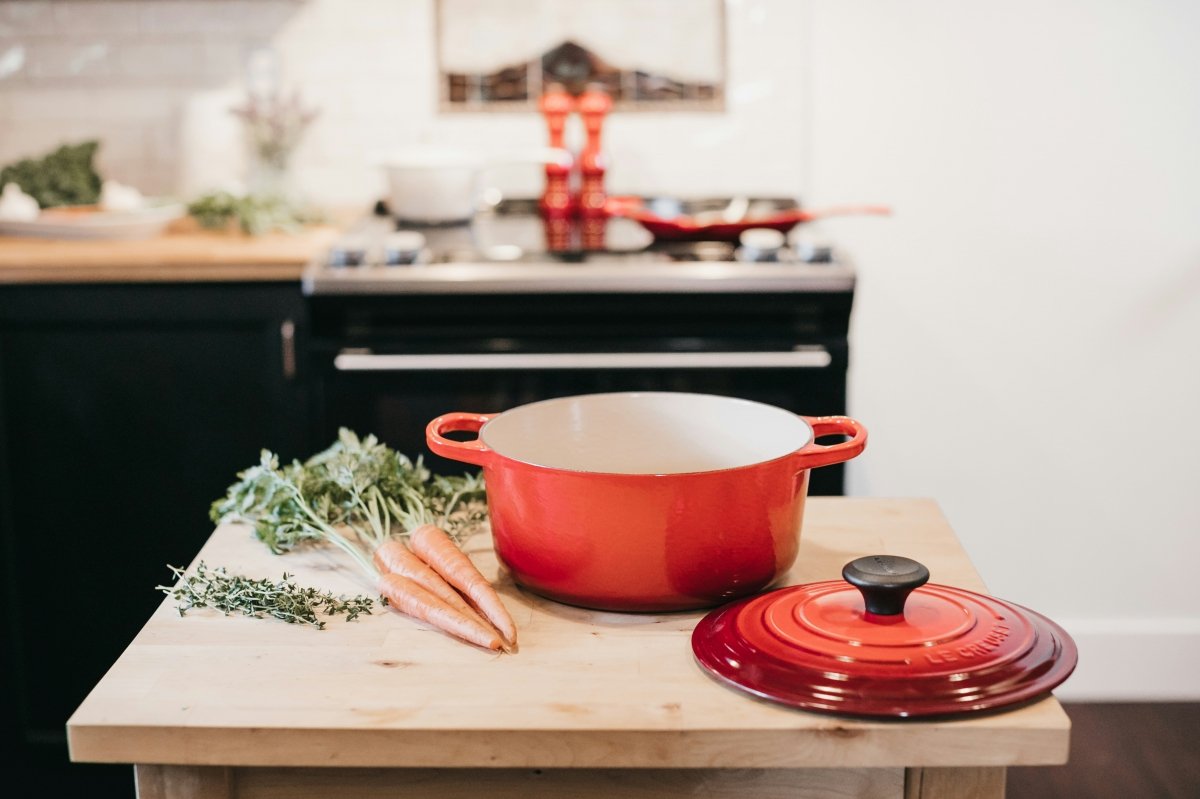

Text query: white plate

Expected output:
[0,201,186,240]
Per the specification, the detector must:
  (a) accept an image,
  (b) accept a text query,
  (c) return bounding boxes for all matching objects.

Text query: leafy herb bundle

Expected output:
[209,428,487,578]
[187,190,319,236]
[157,562,374,629]
[0,140,103,208]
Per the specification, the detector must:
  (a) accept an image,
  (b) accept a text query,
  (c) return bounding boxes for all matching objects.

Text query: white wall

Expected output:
[808,0,1200,699]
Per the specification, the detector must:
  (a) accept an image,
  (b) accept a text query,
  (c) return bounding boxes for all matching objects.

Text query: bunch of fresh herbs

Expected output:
[187,190,318,236]
[0,140,103,208]
[157,561,374,629]
[209,428,487,575]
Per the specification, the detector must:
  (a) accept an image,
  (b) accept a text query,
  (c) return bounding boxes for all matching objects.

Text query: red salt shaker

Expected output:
[576,83,612,218]
[538,82,574,218]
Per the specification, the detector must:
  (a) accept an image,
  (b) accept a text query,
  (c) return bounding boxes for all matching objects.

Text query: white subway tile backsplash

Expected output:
[99,158,176,195]
[90,87,183,121]
[0,115,156,174]
[138,1,223,35]
[0,127,53,165]
[139,0,285,36]
[141,118,181,163]
[291,162,385,207]
[51,1,141,35]
[116,41,214,82]
[2,86,107,119]
[0,2,54,37]
[230,0,300,32]
[26,41,112,79]
[200,39,253,80]
[2,85,179,122]
[0,43,28,82]
[337,0,420,35]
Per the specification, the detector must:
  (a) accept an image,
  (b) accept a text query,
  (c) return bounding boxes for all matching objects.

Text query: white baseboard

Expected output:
[1051,618,1200,701]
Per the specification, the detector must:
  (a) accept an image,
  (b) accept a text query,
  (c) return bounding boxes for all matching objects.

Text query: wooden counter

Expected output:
[0,219,339,283]
[67,498,1071,799]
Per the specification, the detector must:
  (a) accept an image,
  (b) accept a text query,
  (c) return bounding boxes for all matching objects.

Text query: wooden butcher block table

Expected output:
[0,220,340,283]
[67,498,1070,799]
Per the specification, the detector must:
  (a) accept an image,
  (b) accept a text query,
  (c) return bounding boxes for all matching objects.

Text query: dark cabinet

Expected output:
[0,282,307,797]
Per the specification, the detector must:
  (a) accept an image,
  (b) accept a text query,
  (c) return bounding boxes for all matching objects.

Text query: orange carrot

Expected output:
[376,572,502,650]
[408,523,518,648]
[373,538,494,632]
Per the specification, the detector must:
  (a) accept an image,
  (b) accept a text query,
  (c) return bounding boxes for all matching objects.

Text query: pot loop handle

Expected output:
[793,415,868,469]
[426,412,498,467]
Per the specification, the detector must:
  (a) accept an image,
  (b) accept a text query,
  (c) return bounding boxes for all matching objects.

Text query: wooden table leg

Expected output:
[135,765,233,799]
[905,767,1006,799]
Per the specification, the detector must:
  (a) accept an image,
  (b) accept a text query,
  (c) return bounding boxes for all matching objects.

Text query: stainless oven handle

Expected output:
[333,348,832,371]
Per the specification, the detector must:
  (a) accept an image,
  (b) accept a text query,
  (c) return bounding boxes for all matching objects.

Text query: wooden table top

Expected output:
[66,498,1070,770]
[0,219,339,284]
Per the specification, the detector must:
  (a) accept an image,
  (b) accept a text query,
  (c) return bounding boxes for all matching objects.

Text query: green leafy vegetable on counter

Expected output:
[209,428,487,575]
[0,140,103,208]
[157,561,375,629]
[187,190,319,236]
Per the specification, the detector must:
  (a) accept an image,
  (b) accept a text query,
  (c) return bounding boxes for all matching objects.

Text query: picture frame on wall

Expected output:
[436,0,726,112]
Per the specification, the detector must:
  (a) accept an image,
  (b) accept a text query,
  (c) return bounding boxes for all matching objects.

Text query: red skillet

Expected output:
[605,196,891,242]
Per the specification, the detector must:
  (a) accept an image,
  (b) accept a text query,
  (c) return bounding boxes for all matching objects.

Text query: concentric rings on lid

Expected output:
[691,555,1078,718]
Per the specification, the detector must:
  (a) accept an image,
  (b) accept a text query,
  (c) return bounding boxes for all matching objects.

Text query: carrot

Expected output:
[376,572,502,650]
[408,523,518,648]
[373,538,495,633]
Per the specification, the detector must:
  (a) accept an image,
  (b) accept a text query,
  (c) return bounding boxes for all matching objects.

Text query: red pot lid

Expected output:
[692,555,1078,718]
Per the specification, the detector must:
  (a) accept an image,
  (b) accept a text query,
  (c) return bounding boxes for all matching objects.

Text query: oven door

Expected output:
[313,344,849,495]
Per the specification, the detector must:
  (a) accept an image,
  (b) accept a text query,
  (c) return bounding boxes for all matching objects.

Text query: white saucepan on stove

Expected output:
[381,146,570,225]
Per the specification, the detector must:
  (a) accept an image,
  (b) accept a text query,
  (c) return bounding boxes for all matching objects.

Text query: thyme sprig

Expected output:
[157,562,374,630]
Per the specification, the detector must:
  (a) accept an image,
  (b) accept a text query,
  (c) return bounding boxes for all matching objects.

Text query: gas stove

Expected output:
[302,198,854,295]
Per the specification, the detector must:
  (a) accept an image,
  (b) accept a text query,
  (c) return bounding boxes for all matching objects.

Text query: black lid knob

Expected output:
[842,555,930,616]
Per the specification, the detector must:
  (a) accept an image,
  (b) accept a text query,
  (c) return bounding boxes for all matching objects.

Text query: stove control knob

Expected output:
[791,230,834,263]
[736,227,787,262]
[383,231,427,266]
[327,237,369,268]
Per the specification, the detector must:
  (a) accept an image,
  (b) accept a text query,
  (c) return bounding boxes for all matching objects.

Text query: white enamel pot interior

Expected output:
[480,392,814,474]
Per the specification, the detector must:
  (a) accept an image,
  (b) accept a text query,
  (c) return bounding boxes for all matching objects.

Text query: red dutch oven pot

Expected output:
[427,392,866,611]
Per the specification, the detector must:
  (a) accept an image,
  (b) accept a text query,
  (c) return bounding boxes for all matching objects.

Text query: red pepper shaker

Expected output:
[576,83,612,218]
[542,214,574,253]
[579,214,607,252]
[538,82,575,218]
